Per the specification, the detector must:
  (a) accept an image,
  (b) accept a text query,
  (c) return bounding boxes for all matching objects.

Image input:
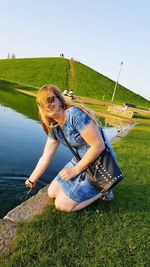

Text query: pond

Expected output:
[0,87,120,218]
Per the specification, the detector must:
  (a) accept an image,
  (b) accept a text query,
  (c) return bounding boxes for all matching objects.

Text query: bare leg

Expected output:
[54,191,102,212]
[54,190,78,212]
[47,178,62,198]
[48,178,102,212]
[48,179,78,211]
[72,192,102,211]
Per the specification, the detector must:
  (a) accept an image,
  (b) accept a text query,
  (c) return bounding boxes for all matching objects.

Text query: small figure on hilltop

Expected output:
[25,84,120,212]
[60,53,64,58]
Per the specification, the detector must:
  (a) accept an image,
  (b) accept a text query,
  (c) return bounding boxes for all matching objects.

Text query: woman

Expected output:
[25,84,114,212]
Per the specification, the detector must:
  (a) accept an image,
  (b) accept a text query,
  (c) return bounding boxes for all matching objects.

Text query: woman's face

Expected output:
[44,91,62,116]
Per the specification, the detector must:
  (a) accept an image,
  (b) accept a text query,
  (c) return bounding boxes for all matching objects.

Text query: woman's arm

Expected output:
[25,137,59,187]
[75,121,105,172]
[59,121,105,180]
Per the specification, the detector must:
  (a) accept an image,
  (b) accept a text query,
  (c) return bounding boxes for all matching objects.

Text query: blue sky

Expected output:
[1,0,150,100]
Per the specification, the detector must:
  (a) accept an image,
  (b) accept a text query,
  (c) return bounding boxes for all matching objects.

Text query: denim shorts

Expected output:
[56,158,100,202]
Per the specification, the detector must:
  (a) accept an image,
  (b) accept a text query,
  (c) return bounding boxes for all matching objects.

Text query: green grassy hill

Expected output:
[0,57,149,109]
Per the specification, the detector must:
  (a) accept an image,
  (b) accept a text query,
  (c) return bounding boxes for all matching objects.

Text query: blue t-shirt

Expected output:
[51,107,91,159]
[50,106,116,160]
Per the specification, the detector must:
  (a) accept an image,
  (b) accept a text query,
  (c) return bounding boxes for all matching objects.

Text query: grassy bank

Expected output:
[0,58,69,90]
[0,121,149,267]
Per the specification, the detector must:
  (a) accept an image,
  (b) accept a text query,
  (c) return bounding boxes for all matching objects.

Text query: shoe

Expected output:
[100,189,114,202]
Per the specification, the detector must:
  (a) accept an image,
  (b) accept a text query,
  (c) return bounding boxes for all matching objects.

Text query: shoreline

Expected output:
[110,122,136,144]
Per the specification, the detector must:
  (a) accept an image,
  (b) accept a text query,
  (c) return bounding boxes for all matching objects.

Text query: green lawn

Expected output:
[0,58,69,90]
[72,61,150,108]
[0,121,149,267]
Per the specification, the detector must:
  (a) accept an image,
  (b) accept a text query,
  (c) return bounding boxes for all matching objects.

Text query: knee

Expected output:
[47,185,56,199]
[47,179,61,199]
[54,198,73,212]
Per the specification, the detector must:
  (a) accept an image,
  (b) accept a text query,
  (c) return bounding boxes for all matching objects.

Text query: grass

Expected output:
[133,113,150,120]
[0,59,149,266]
[85,103,108,112]
[0,79,37,91]
[72,61,150,109]
[0,121,149,267]
[0,57,149,109]
[0,58,69,90]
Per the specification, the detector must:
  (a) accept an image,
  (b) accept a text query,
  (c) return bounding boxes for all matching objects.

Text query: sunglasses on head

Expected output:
[47,96,57,104]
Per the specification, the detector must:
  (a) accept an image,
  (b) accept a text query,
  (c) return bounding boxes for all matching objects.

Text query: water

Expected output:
[0,105,72,217]
[0,104,119,218]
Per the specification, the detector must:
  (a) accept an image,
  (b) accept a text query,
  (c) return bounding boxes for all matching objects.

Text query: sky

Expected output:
[0,0,150,100]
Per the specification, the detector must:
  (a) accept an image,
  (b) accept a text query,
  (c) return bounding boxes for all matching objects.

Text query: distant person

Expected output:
[63,89,68,96]
[68,90,74,100]
[25,84,116,212]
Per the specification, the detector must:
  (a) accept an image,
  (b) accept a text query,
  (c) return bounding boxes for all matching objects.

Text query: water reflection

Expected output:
[105,116,129,129]
[0,83,38,121]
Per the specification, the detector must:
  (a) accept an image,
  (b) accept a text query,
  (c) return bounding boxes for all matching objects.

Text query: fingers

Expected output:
[59,170,69,180]
[25,179,36,188]
[59,167,77,180]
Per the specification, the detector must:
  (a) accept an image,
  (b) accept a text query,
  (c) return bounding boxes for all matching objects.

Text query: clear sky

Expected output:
[1,0,150,100]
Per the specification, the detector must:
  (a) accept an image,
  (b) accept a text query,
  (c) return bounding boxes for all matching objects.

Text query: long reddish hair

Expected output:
[36,84,99,135]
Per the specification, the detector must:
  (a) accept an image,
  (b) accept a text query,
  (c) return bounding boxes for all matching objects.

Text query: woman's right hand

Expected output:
[25,178,36,188]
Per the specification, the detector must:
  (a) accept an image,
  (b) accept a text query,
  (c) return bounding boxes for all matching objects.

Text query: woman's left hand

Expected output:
[59,167,78,180]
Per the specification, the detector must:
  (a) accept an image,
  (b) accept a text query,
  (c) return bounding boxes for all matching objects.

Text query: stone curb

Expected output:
[0,219,18,256]
[0,187,52,256]
[4,187,52,222]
